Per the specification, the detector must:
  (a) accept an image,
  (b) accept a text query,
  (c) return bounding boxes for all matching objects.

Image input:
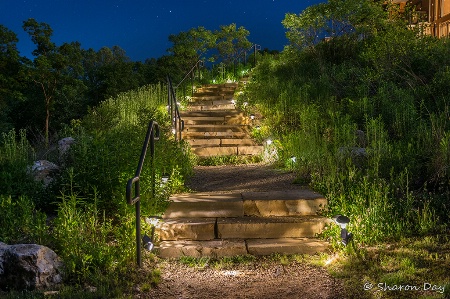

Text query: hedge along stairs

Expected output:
[180,79,263,158]
[150,79,331,258]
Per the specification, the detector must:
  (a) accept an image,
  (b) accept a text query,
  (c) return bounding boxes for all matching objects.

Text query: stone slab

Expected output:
[237,145,264,156]
[220,139,257,146]
[217,216,329,239]
[246,238,329,256]
[193,146,238,157]
[242,190,328,217]
[183,131,248,139]
[164,193,244,218]
[184,124,249,132]
[158,240,247,258]
[187,139,222,147]
[157,218,216,241]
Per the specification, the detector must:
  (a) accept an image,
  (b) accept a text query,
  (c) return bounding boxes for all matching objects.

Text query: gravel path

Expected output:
[143,260,345,299]
[142,164,345,299]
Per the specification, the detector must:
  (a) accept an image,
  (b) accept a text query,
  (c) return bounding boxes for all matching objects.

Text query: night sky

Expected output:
[1,0,325,61]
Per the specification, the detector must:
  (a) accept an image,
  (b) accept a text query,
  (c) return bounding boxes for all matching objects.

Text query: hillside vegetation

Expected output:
[242,0,450,245]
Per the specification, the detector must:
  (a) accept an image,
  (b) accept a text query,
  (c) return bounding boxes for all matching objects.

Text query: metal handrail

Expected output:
[167,76,184,142]
[176,59,204,89]
[126,120,160,267]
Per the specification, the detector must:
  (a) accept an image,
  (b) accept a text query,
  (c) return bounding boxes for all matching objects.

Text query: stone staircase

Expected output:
[154,190,331,258]
[152,80,330,259]
[181,81,263,158]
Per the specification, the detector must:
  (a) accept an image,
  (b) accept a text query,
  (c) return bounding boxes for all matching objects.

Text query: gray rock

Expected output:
[0,242,63,290]
[30,160,59,187]
[58,137,75,155]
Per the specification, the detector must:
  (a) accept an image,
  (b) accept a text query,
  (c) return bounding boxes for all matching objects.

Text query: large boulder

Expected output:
[0,242,63,291]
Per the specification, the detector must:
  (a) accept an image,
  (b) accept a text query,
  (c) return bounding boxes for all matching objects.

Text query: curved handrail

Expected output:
[125,120,160,267]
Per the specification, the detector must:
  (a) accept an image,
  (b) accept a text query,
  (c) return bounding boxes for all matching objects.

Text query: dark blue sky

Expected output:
[1,0,325,61]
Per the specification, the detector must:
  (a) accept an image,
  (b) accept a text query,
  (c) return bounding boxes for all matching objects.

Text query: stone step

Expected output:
[192,145,263,157]
[242,190,328,217]
[157,238,329,258]
[199,82,238,89]
[188,99,235,107]
[191,95,225,101]
[187,103,236,111]
[193,91,235,97]
[163,191,327,219]
[183,131,249,139]
[183,115,248,126]
[163,193,244,219]
[183,124,250,133]
[187,138,258,147]
[181,110,243,117]
[217,216,329,239]
[157,216,330,241]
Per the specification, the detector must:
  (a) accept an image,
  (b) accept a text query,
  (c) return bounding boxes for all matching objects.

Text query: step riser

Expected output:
[183,117,248,126]
[183,125,249,133]
[192,94,234,100]
[192,146,263,157]
[190,99,234,105]
[183,132,248,139]
[217,220,327,239]
[158,240,247,259]
[157,238,329,258]
[157,217,330,241]
[187,139,257,147]
[163,201,244,219]
[181,111,243,117]
[163,198,326,218]
[158,219,216,241]
[164,191,327,219]
[187,104,236,111]
[244,199,328,217]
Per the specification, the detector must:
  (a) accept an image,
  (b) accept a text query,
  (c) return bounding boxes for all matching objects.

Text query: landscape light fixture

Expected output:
[332,214,352,246]
[160,174,170,187]
[290,156,297,169]
[250,114,255,120]
[231,99,236,105]
[142,235,154,251]
[266,139,273,145]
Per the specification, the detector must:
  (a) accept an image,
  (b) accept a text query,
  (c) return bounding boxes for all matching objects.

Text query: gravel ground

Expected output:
[143,260,345,299]
[141,164,346,299]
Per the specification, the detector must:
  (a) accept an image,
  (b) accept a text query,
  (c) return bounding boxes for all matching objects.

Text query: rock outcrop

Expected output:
[0,242,63,290]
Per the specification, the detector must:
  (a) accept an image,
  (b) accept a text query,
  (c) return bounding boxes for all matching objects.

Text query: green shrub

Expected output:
[0,129,39,198]
[0,195,48,244]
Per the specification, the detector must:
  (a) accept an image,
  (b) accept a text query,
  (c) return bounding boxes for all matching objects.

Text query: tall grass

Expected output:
[0,82,195,289]
[245,43,449,245]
